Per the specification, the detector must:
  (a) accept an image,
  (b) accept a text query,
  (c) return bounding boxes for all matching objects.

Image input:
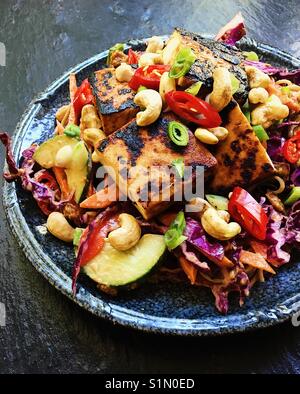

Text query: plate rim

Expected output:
[3,34,300,336]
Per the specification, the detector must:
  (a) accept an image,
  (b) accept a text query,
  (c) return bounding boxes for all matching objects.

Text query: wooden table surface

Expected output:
[1,0,300,374]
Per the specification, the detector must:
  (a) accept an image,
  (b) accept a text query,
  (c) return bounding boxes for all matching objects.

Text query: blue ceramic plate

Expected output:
[3,35,300,336]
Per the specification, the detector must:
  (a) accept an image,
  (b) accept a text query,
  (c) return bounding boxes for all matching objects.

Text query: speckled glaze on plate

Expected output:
[3,35,300,336]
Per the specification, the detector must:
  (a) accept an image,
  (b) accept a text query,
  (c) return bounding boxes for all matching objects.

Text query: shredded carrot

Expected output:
[179,256,198,285]
[240,250,276,275]
[79,185,118,209]
[53,167,69,199]
[250,240,268,259]
[87,182,96,198]
[220,256,234,268]
[67,73,77,125]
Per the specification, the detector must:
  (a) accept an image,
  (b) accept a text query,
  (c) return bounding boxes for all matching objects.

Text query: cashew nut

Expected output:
[159,72,176,104]
[46,212,75,243]
[162,32,181,65]
[108,213,141,251]
[115,62,134,82]
[217,210,230,223]
[185,197,211,219]
[251,94,289,128]
[80,104,102,131]
[146,36,164,53]
[209,67,232,111]
[134,89,162,126]
[91,150,102,163]
[138,53,163,67]
[201,207,241,241]
[56,105,70,122]
[245,66,271,89]
[83,128,106,147]
[195,128,219,144]
[55,145,73,168]
[248,87,269,104]
[208,127,229,141]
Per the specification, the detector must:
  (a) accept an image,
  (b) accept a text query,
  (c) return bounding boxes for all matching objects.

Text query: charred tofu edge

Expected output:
[210,101,275,192]
[96,114,217,219]
[90,68,138,115]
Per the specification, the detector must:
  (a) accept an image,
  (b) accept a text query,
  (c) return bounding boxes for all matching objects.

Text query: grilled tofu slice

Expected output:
[172,28,249,105]
[210,102,275,192]
[90,68,138,135]
[96,114,217,219]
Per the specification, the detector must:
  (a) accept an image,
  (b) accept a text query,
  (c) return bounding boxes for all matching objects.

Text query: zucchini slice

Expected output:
[33,135,78,169]
[33,135,90,203]
[83,234,166,287]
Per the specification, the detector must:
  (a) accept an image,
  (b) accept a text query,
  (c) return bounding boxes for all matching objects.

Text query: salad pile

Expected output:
[1,13,299,314]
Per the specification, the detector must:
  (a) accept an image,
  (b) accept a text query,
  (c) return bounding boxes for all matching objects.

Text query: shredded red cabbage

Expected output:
[215,13,246,46]
[0,132,21,181]
[291,168,300,186]
[184,218,225,264]
[180,241,210,271]
[285,201,300,249]
[277,121,300,129]
[244,60,300,84]
[267,136,286,162]
[212,272,250,314]
[264,205,291,267]
[0,132,70,216]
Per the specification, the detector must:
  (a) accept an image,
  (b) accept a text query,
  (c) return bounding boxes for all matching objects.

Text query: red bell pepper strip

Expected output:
[72,206,119,294]
[127,48,140,65]
[73,79,94,122]
[282,131,300,164]
[164,91,222,128]
[228,187,268,241]
[129,65,170,90]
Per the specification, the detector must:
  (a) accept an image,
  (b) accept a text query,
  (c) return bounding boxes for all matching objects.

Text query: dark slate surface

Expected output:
[1,0,300,374]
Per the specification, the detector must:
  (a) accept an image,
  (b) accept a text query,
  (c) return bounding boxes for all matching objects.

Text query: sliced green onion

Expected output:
[230,73,240,95]
[281,86,291,95]
[171,211,186,234]
[64,124,81,138]
[168,121,189,146]
[253,125,269,142]
[245,111,251,123]
[107,43,124,65]
[243,51,259,61]
[172,158,185,178]
[164,230,187,250]
[169,47,196,79]
[73,228,83,246]
[164,211,187,250]
[137,85,147,93]
[206,194,229,210]
[242,101,251,123]
[284,186,300,205]
[185,81,202,96]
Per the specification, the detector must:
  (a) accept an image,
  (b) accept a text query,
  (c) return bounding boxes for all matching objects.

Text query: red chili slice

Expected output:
[164,91,222,128]
[228,187,268,241]
[73,79,94,122]
[129,65,171,90]
[282,131,300,164]
[72,207,120,294]
[127,49,140,65]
